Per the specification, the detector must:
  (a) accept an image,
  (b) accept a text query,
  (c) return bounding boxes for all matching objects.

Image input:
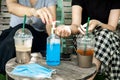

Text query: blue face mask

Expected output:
[11,63,55,79]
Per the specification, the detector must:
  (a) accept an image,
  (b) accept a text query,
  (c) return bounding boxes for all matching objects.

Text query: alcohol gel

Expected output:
[46,21,61,66]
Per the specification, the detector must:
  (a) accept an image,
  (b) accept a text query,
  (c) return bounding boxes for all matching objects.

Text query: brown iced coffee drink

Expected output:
[14,28,33,64]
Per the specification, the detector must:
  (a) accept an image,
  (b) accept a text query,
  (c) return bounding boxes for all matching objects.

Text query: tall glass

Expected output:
[76,34,94,68]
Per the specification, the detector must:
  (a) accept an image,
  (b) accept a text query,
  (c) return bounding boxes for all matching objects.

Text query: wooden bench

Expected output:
[62,0,72,25]
[0,0,10,35]
[57,0,76,57]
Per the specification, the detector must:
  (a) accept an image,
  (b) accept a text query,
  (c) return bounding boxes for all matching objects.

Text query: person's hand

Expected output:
[80,19,100,34]
[88,19,100,32]
[78,24,86,35]
[55,25,71,37]
[33,7,54,24]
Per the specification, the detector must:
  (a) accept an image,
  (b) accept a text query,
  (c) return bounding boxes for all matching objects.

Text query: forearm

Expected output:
[104,9,120,31]
[89,19,118,32]
[98,22,117,31]
[70,24,80,34]
[71,6,82,34]
[6,1,35,17]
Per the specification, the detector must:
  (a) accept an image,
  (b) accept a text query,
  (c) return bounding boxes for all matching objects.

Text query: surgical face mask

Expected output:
[11,63,56,79]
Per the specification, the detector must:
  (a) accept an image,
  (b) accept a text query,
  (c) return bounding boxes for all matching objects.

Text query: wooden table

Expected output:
[5,55,96,80]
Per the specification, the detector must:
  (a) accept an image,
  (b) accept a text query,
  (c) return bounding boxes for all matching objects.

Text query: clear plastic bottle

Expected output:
[46,21,61,66]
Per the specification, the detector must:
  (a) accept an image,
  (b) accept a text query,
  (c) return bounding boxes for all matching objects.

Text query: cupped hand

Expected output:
[55,25,71,37]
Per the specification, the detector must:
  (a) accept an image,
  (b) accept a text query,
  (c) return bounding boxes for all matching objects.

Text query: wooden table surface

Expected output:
[5,55,96,80]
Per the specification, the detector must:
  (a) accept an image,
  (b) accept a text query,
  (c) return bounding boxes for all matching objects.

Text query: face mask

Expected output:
[11,63,56,79]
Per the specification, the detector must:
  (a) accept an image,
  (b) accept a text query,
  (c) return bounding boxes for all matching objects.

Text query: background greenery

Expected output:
[0,74,6,80]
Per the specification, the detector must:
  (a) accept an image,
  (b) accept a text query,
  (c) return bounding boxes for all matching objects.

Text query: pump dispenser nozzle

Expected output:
[51,21,60,35]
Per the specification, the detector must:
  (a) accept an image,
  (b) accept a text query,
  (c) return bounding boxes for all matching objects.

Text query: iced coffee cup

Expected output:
[14,28,33,64]
[76,34,94,68]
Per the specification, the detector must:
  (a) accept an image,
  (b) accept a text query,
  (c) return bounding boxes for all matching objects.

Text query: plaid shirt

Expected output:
[93,28,120,80]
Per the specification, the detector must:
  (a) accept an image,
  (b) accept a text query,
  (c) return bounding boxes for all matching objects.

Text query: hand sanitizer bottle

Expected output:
[46,21,61,66]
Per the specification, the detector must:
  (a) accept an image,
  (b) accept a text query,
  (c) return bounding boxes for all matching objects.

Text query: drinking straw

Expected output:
[86,17,90,37]
[22,15,27,33]
[84,17,90,55]
[21,15,26,45]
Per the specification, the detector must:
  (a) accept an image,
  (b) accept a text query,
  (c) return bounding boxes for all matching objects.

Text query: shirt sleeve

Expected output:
[111,0,120,9]
[72,0,84,7]
[46,0,57,7]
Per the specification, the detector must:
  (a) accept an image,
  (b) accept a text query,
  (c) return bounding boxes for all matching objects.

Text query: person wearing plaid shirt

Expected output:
[55,0,120,80]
